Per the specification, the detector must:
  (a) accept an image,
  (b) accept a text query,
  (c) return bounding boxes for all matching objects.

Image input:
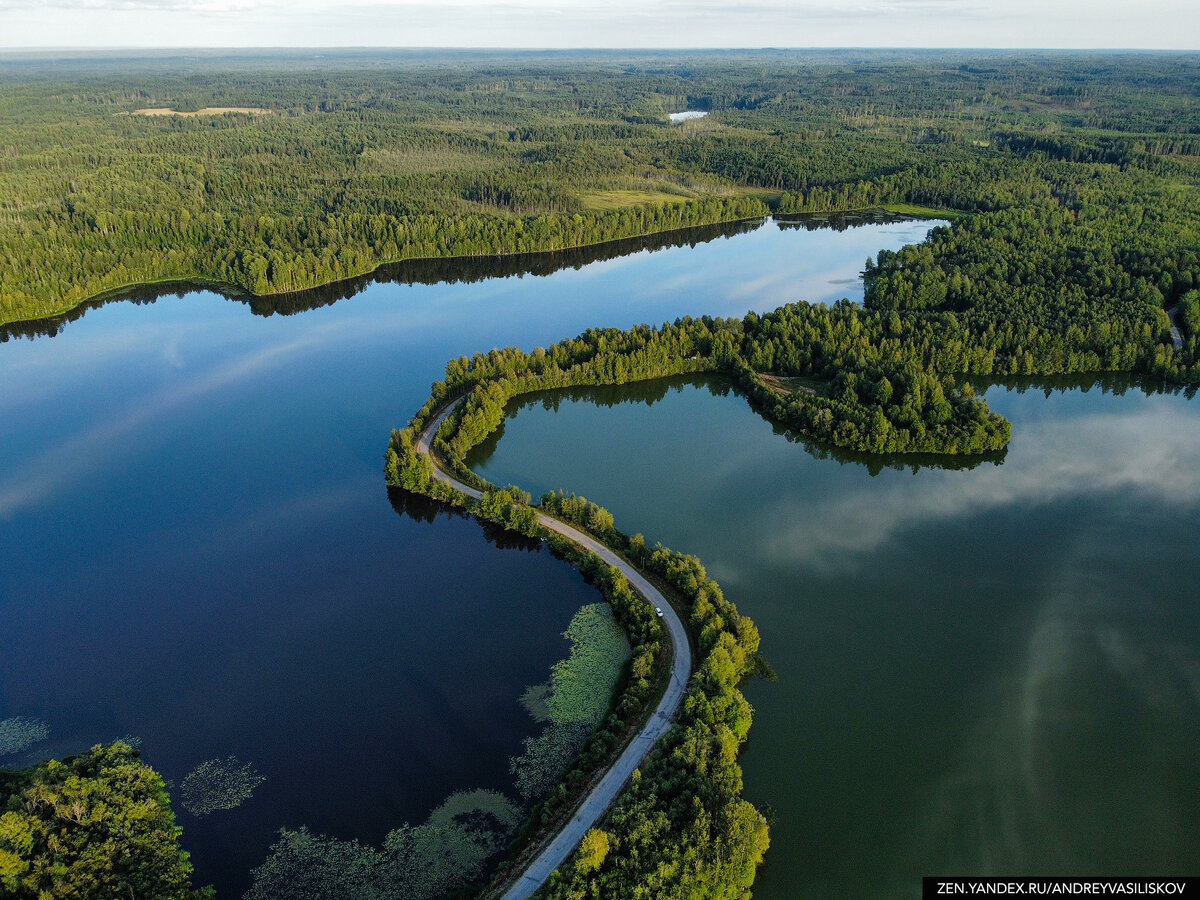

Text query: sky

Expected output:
[0,0,1196,50]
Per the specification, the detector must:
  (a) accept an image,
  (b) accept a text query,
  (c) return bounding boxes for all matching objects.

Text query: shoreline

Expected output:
[413,398,695,899]
[0,205,948,335]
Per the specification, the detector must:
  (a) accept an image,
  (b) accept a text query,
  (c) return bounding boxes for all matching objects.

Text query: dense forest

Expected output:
[0,743,212,899]
[1,48,1199,370]
[384,303,1010,459]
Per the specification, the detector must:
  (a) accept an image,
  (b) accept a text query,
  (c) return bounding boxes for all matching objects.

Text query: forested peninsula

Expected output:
[386,388,768,899]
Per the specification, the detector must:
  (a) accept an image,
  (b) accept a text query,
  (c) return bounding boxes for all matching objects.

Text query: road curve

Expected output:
[415,401,692,900]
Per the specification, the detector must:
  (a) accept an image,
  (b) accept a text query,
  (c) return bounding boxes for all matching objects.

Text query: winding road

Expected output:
[416,402,693,900]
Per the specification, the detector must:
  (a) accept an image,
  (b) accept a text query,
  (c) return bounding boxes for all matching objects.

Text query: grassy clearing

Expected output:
[882,201,962,219]
[741,186,785,205]
[759,372,828,397]
[579,188,693,210]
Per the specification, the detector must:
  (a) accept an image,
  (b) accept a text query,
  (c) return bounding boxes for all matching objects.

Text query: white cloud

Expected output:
[754,403,1200,573]
[0,323,332,518]
[0,0,1195,47]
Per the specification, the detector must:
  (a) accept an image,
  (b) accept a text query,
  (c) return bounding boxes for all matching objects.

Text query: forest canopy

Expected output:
[0,743,212,900]
[1,48,1198,370]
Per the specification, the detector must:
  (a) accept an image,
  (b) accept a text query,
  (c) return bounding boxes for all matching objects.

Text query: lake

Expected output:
[470,373,1200,897]
[0,212,942,896]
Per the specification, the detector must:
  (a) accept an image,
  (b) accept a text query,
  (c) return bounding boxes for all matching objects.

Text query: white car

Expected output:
[655,607,664,617]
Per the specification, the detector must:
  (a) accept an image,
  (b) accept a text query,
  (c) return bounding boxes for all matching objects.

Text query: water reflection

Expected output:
[0,209,964,896]
[387,485,544,553]
[466,370,1200,896]
[468,375,1008,479]
[755,402,1200,571]
[0,210,936,344]
[986,371,1200,401]
[0,321,343,518]
[901,529,1200,879]
[773,210,928,232]
[0,218,765,343]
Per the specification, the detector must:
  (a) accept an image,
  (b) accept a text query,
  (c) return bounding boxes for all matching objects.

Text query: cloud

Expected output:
[1,0,1194,47]
[898,536,1200,874]
[0,324,337,518]
[753,403,1200,573]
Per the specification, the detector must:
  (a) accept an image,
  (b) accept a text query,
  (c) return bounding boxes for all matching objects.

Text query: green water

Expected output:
[469,374,1200,898]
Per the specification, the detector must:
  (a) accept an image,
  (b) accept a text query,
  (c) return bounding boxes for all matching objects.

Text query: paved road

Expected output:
[416,402,692,900]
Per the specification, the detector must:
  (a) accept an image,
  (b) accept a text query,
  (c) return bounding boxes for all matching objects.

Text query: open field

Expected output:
[579,188,694,210]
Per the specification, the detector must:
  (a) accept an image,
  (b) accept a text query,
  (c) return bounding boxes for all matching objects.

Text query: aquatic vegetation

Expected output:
[511,723,592,803]
[0,716,48,757]
[546,604,631,726]
[244,789,521,900]
[429,789,521,832]
[510,604,630,802]
[519,683,552,723]
[179,756,265,816]
[392,789,522,892]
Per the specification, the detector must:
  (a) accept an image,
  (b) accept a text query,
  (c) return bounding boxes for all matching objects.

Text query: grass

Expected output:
[882,201,963,219]
[742,186,786,205]
[579,188,694,211]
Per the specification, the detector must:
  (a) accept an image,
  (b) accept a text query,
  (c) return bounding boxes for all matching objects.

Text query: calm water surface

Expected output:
[0,214,939,896]
[471,375,1200,898]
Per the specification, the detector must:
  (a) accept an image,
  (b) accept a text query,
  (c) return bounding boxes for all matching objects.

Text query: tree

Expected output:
[576,828,610,873]
[0,743,212,900]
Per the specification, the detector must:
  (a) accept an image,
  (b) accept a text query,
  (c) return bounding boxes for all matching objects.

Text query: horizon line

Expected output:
[1,45,1196,53]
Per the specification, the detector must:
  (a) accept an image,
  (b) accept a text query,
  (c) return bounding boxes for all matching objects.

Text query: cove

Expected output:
[0,213,941,896]
[469,373,1200,897]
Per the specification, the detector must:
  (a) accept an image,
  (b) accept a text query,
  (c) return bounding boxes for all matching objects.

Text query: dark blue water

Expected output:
[471,374,1200,898]
[0,214,942,896]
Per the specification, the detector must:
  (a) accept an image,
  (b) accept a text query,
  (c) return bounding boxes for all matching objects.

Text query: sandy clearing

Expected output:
[130,107,271,117]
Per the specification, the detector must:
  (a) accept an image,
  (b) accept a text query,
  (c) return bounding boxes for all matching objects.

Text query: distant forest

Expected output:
[4,48,1200,900]
[0,50,1197,382]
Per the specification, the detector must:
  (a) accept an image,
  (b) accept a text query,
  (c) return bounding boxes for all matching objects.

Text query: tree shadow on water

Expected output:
[386,486,544,552]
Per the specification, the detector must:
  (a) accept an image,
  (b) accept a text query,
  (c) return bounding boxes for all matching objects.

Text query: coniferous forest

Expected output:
[3,48,1200,899]
[0,50,1197,389]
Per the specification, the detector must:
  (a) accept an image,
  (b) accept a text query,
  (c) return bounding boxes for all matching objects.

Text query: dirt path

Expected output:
[1167,305,1184,350]
[415,401,692,899]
